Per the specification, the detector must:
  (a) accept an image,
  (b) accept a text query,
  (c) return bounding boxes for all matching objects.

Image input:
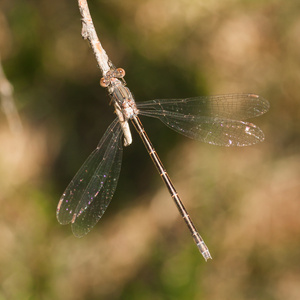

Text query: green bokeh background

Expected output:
[0,0,299,299]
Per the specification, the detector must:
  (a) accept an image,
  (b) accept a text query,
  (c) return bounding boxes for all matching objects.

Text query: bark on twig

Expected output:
[0,54,22,134]
[77,0,110,76]
[77,0,132,146]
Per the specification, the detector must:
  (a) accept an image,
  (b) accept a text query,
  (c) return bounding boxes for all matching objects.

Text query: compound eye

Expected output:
[100,77,108,87]
[115,68,125,78]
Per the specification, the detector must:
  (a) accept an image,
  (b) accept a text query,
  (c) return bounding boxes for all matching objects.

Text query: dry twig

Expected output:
[77,0,110,76]
[0,54,22,134]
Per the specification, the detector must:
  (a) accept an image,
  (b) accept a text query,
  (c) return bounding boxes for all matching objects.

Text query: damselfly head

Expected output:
[100,77,109,88]
[114,68,125,78]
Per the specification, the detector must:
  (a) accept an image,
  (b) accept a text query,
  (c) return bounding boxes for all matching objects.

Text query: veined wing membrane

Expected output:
[72,128,123,237]
[57,118,123,236]
[138,94,269,147]
[137,94,269,120]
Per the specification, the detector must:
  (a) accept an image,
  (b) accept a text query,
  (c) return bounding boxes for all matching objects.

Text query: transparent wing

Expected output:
[137,94,269,147]
[57,118,123,237]
[137,94,269,119]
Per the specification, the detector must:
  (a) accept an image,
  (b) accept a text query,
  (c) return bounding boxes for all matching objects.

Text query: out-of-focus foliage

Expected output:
[0,0,299,299]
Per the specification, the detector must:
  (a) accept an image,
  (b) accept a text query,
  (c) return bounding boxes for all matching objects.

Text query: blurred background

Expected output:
[0,0,299,299]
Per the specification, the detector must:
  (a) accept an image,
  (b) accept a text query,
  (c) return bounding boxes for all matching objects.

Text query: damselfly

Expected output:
[56,67,269,261]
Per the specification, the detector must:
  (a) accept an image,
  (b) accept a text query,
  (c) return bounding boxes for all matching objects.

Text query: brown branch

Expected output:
[77,0,110,76]
[0,54,23,134]
[77,0,132,146]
